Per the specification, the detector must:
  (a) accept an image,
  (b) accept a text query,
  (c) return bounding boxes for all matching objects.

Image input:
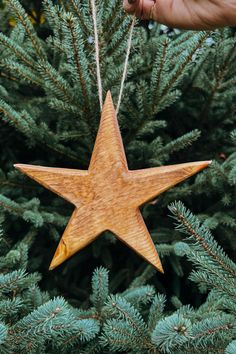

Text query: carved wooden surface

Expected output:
[15,91,211,273]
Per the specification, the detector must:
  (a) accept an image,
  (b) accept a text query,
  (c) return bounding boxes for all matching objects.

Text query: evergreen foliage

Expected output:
[0,0,235,352]
[0,203,236,353]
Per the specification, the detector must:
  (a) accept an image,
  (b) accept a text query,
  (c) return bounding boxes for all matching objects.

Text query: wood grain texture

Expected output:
[14,91,211,273]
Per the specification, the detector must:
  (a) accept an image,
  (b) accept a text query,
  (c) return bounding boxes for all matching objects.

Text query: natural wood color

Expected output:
[14,91,211,273]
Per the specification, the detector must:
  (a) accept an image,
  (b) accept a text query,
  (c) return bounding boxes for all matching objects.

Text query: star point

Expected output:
[15,91,211,273]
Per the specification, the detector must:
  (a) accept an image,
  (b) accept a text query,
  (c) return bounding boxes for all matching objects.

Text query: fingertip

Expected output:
[123,0,139,15]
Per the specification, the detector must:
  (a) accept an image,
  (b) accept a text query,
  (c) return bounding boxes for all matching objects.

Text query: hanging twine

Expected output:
[91,0,135,114]
[91,0,103,111]
[116,16,136,115]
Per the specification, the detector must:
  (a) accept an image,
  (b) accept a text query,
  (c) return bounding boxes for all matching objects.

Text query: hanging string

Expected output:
[91,0,103,111]
[116,16,136,115]
[90,0,135,114]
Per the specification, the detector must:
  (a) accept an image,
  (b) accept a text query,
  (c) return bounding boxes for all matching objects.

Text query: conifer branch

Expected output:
[37,61,75,103]
[107,18,133,56]
[158,32,209,109]
[67,0,89,36]
[0,33,34,68]
[0,71,18,82]
[0,60,42,86]
[104,0,123,32]
[199,41,236,119]
[62,14,92,115]
[151,37,169,112]
[7,0,46,60]
[169,202,236,278]
[194,323,234,338]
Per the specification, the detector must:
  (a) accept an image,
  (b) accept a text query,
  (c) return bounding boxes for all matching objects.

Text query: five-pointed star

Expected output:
[15,91,211,273]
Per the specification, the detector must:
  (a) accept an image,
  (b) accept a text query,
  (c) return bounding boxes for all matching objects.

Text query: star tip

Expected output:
[201,160,212,169]
[153,260,164,274]
[49,253,63,270]
[49,261,57,271]
[193,160,212,170]
[49,259,57,271]
[105,90,113,102]
[14,163,23,170]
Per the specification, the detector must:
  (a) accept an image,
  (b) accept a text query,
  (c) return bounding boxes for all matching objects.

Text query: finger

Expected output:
[148,0,220,29]
[148,0,196,28]
[140,0,157,20]
[123,0,142,16]
[123,0,157,19]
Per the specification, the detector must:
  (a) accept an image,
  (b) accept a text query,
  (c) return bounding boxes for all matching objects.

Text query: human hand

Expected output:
[123,0,236,30]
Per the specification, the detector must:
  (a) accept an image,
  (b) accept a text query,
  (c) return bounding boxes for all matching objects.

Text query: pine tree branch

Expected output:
[63,15,92,116]
[8,0,46,60]
[0,33,34,68]
[199,41,236,119]
[194,323,234,339]
[151,37,170,112]
[107,18,133,56]
[38,61,75,103]
[174,208,236,278]
[160,32,209,103]
[169,203,236,278]
[67,0,89,36]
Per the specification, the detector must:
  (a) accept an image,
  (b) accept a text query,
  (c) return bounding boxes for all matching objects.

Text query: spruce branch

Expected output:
[91,267,109,312]
[151,36,170,113]
[107,16,133,56]
[102,295,157,352]
[192,320,234,340]
[0,323,7,345]
[148,294,166,332]
[37,60,75,103]
[169,201,236,278]
[0,60,42,86]
[199,38,236,120]
[67,0,89,36]
[123,285,155,306]
[0,269,41,295]
[129,264,156,288]
[0,101,79,161]
[0,33,34,68]
[149,129,201,165]
[104,0,125,35]
[0,71,17,82]
[151,313,192,353]
[0,298,23,321]
[226,340,236,354]
[0,194,67,228]
[43,0,64,46]
[0,99,36,137]
[61,13,92,114]
[158,32,209,111]
[7,0,46,60]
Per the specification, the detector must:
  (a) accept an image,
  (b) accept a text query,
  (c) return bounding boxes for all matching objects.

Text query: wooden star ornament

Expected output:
[15,91,211,273]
